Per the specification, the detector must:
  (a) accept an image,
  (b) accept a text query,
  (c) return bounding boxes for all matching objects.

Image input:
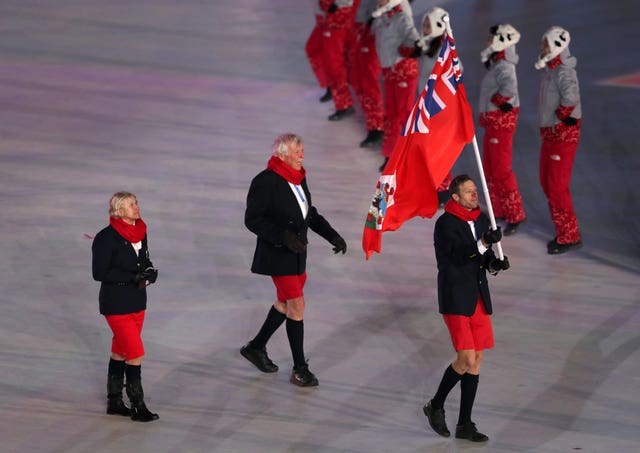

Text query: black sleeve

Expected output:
[303,178,340,243]
[307,206,340,243]
[244,172,286,246]
[92,232,136,283]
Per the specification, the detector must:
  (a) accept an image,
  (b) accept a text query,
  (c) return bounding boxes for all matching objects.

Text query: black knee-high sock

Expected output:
[125,363,142,384]
[108,358,126,378]
[432,364,463,409]
[458,373,479,425]
[286,318,305,367]
[250,306,286,349]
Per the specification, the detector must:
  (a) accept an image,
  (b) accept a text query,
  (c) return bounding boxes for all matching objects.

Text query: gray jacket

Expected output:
[356,0,377,24]
[372,1,419,68]
[478,46,520,114]
[417,47,437,96]
[539,48,581,127]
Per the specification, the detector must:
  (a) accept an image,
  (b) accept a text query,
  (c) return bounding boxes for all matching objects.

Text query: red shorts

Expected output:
[272,272,307,302]
[104,310,145,360]
[443,298,494,351]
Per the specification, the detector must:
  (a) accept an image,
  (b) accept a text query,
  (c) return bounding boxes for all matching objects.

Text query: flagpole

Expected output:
[471,135,504,259]
[443,15,505,260]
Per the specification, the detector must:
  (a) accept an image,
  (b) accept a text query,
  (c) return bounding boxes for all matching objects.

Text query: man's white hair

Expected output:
[272,133,302,157]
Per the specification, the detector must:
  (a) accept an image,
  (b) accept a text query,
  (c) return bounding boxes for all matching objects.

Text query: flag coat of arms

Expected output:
[362,31,475,259]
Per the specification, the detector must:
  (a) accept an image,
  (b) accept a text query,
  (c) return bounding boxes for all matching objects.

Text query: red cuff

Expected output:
[398,45,415,58]
[555,105,575,120]
[491,93,511,106]
[319,0,333,11]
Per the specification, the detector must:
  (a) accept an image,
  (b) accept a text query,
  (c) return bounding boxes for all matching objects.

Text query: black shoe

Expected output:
[504,219,525,236]
[328,106,354,121]
[319,88,332,103]
[241,344,278,373]
[359,130,384,148]
[455,421,489,442]
[547,238,583,255]
[378,157,389,173]
[125,380,159,422]
[106,374,130,416]
[290,363,319,387]
[130,401,159,422]
[423,400,450,437]
[107,398,131,416]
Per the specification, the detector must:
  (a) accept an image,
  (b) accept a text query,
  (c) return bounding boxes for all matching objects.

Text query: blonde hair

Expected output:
[109,191,136,218]
[272,133,302,158]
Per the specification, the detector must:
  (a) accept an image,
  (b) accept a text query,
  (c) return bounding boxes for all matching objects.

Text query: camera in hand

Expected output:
[135,267,158,288]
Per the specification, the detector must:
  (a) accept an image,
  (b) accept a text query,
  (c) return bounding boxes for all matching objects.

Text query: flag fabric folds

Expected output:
[362,31,475,259]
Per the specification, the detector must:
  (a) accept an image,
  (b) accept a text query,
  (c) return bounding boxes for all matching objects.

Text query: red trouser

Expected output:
[306,17,329,88]
[539,140,581,243]
[381,59,418,157]
[323,27,353,110]
[105,310,145,360]
[482,127,525,223]
[349,25,384,131]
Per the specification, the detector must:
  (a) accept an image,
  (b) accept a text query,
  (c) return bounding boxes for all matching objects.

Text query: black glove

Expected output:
[488,256,510,274]
[134,267,158,287]
[327,3,338,13]
[283,230,307,253]
[410,39,426,58]
[331,236,347,255]
[498,103,513,112]
[482,226,502,245]
[561,116,578,126]
[145,267,158,283]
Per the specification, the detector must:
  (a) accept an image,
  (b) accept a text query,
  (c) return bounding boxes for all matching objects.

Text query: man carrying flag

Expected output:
[361,16,510,442]
[423,174,509,443]
[362,18,474,259]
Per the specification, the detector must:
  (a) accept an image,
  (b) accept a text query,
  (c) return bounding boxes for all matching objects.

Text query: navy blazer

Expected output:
[92,225,152,315]
[433,211,496,316]
[245,169,339,276]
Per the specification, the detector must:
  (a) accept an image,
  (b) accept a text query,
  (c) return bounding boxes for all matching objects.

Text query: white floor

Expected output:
[1,1,639,452]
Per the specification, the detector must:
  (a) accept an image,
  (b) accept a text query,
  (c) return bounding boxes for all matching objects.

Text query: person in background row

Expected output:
[320,0,357,121]
[535,26,583,254]
[423,175,509,443]
[350,0,385,148]
[241,133,347,387]
[92,192,159,422]
[478,24,526,235]
[306,2,333,103]
[416,6,453,205]
[372,0,420,172]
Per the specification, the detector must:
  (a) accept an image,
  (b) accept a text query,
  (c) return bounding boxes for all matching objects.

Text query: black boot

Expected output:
[106,375,130,416]
[437,190,449,208]
[328,106,354,121]
[359,130,384,148]
[319,87,332,103]
[379,157,389,172]
[126,380,159,422]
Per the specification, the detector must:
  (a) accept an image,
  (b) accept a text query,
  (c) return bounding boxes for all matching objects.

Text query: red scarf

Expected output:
[267,155,306,184]
[110,216,147,243]
[444,199,481,222]
[386,5,403,18]
[547,55,562,70]
[491,51,505,62]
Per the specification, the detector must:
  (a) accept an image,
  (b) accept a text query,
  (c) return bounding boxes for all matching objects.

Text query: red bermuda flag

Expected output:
[362,31,475,259]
